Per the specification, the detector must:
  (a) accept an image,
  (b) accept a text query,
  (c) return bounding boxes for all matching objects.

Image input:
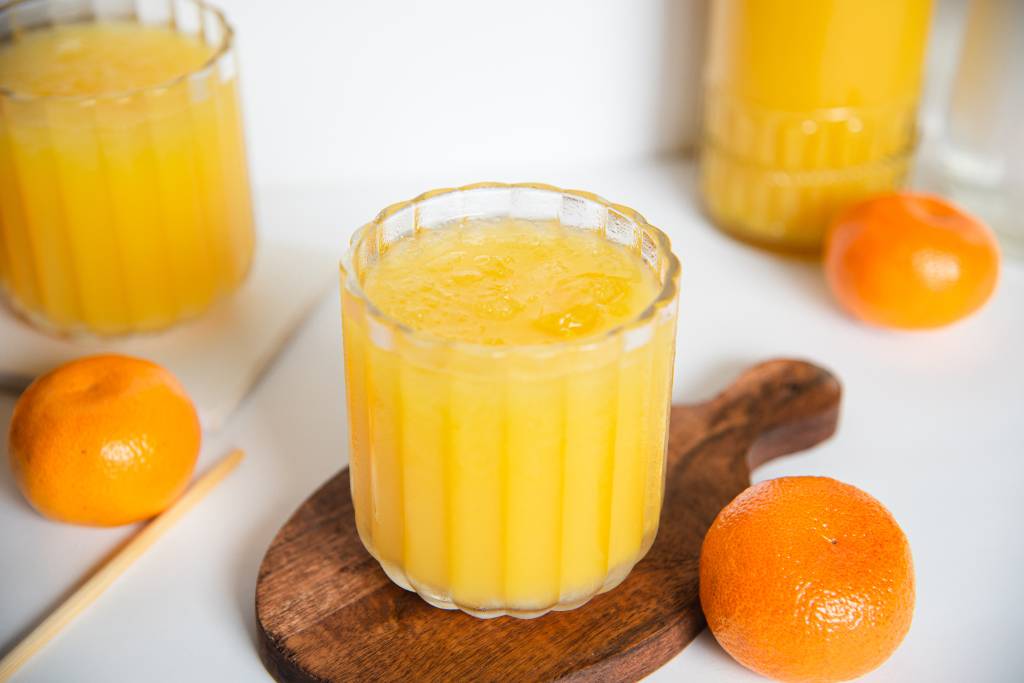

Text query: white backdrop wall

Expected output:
[218,0,962,188]
[218,0,708,186]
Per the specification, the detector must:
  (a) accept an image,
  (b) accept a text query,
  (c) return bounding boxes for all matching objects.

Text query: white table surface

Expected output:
[1,160,1022,682]
[0,243,334,432]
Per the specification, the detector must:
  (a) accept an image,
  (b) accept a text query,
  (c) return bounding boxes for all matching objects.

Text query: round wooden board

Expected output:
[255,359,841,682]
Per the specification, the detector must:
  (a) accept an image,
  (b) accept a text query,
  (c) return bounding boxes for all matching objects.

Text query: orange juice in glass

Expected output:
[700,0,933,252]
[340,184,680,618]
[0,0,254,336]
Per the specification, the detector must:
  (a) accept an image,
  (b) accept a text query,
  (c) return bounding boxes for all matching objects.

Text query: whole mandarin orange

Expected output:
[8,354,200,526]
[825,193,999,329]
[700,476,914,683]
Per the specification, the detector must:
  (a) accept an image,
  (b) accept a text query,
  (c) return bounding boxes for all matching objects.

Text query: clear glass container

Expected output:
[0,0,255,336]
[937,0,1024,257]
[340,183,681,618]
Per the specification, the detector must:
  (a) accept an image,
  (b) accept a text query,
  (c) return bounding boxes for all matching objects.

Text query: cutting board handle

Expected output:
[696,358,841,469]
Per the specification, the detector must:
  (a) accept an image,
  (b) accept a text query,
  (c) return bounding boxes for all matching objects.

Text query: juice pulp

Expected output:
[342,217,678,616]
[0,21,254,335]
[700,0,933,251]
[361,220,661,345]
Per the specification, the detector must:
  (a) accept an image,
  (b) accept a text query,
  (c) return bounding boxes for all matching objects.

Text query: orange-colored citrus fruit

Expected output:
[825,192,999,329]
[700,476,914,683]
[8,354,201,526]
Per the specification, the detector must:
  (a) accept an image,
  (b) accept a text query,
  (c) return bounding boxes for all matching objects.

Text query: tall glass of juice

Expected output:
[0,0,255,336]
[340,184,681,618]
[700,0,933,252]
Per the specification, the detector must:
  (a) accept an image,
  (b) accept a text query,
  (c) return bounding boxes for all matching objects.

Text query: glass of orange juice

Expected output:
[340,184,681,618]
[0,0,255,336]
[700,0,933,252]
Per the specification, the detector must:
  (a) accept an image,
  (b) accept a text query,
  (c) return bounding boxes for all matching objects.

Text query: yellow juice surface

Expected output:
[0,21,254,335]
[0,22,214,96]
[361,219,660,345]
[700,0,933,251]
[342,218,677,616]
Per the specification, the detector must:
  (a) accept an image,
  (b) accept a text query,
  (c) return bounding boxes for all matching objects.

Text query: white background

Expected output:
[2,1,1023,682]
[222,0,709,186]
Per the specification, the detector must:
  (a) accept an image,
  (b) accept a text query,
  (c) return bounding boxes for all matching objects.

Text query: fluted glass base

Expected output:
[368,529,657,619]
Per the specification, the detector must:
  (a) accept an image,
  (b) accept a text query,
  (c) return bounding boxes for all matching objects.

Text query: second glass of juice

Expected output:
[699,0,933,252]
[0,0,255,336]
[340,184,680,618]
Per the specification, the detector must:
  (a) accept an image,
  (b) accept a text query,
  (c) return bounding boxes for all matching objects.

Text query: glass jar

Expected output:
[340,184,681,618]
[0,0,255,336]
[699,0,933,252]
[937,0,1024,257]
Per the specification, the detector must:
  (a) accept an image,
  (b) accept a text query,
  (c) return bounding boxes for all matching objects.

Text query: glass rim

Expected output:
[340,182,682,358]
[0,0,234,103]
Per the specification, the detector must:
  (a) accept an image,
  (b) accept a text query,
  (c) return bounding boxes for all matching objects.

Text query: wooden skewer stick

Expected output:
[0,448,245,682]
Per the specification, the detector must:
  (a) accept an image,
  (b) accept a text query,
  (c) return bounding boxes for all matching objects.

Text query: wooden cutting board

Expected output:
[255,359,841,682]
